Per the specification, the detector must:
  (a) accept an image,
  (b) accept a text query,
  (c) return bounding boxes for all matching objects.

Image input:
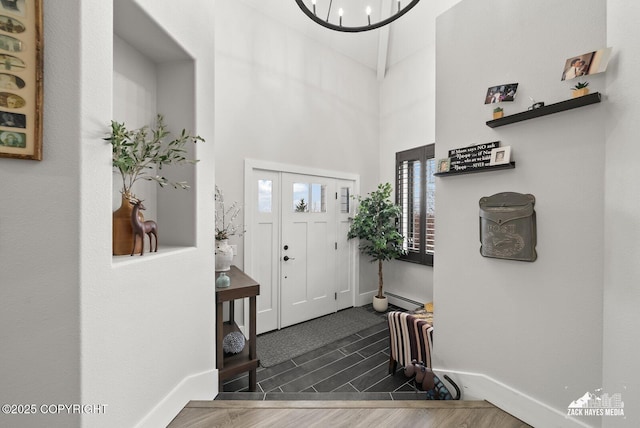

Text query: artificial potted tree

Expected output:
[347,182,406,312]
[493,106,504,119]
[105,114,204,255]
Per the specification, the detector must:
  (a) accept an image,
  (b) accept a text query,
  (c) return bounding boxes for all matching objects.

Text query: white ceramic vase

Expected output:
[215,239,234,271]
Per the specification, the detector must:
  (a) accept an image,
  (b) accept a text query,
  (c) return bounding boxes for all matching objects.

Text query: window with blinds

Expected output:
[396,144,435,266]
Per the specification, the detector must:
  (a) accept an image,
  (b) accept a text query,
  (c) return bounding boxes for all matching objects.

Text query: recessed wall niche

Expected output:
[113,0,197,258]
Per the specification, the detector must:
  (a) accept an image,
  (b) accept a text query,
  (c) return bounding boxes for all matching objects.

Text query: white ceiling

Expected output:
[238,0,435,76]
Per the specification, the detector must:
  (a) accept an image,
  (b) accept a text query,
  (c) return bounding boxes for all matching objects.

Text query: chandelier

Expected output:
[294,0,421,33]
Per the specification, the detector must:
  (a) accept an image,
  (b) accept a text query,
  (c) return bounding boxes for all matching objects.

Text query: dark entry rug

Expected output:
[257,307,385,367]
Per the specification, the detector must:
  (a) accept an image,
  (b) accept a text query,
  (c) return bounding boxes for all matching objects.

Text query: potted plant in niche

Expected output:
[105,114,204,255]
[215,185,244,271]
[347,182,406,312]
[493,106,504,119]
[572,81,590,98]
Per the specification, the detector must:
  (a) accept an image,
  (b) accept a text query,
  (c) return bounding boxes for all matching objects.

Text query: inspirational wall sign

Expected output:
[447,141,500,173]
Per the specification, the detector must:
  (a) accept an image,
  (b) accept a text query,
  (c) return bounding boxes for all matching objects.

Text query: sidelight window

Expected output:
[396,144,435,266]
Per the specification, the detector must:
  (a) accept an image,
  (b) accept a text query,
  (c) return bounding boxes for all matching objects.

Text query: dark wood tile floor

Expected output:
[217,304,427,400]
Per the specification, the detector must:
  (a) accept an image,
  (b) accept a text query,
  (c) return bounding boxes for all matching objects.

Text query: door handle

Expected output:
[283,256,295,261]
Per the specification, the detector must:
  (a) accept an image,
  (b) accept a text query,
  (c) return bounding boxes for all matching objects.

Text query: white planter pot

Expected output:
[215,239,234,271]
[373,295,388,312]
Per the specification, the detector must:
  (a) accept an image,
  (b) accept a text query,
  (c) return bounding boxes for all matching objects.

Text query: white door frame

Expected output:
[243,159,360,333]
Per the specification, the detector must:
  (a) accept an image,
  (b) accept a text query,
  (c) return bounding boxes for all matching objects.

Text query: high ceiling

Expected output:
[238,0,436,78]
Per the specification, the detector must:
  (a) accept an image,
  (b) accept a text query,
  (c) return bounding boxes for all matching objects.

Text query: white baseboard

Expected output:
[356,290,375,307]
[134,369,217,428]
[437,369,593,428]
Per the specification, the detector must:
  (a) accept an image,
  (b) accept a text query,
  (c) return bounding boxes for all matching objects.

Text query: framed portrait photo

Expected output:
[561,47,612,81]
[0,0,43,160]
[489,146,511,166]
[437,158,450,173]
[484,83,519,104]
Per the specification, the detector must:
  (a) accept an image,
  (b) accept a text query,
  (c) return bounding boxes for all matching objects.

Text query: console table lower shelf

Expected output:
[215,266,260,392]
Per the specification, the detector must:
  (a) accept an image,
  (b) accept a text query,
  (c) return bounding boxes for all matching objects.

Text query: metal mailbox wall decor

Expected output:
[479,192,537,262]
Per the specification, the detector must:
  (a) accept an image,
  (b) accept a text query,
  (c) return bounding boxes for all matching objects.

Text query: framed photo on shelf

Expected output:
[561,47,612,81]
[0,0,43,161]
[437,158,450,173]
[489,146,511,166]
[484,82,518,104]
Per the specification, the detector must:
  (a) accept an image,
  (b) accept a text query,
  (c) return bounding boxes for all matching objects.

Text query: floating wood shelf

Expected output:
[486,92,601,128]
[434,162,516,177]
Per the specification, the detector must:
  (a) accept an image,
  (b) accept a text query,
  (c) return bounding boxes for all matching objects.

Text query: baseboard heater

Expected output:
[384,292,422,308]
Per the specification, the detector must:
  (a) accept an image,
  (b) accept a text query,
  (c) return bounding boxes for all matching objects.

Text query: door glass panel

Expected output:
[293,182,309,212]
[258,179,272,213]
[310,183,326,213]
[340,187,350,213]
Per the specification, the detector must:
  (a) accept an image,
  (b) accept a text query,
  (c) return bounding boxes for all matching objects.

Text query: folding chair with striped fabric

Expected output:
[387,311,434,374]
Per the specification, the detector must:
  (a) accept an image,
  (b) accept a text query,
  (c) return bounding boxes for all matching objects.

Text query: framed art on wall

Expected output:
[489,146,511,166]
[0,0,43,160]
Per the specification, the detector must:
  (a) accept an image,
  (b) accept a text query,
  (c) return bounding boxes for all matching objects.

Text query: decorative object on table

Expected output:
[0,0,44,161]
[215,185,244,271]
[484,83,518,104]
[215,240,234,272]
[492,107,504,119]
[129,198,158,256]
[294,0,421,33]
[489,146,511,166]
[216,272,231,288]
[105,114,203,255]
[222,331,245,355]
[479,192,537,262]
[571,81,590,98]
[404,360,461,400]
[347,183,405,312]
[561,47,612,81]
[437,158,450,173]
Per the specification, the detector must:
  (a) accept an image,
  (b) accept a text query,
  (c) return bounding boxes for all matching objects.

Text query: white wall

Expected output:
[214,0,380,297]
[379,0,463,308]
[1,1,217,427]
[0,1,82,427]
[81,1,218,427]
[435,0,606,426]
[379,3,437,308]
[604,1,640,427]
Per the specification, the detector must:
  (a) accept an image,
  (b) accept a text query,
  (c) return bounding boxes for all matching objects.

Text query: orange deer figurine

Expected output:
[129,198,158,256]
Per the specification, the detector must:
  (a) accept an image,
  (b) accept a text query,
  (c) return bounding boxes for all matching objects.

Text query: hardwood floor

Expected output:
[168,400,532,428]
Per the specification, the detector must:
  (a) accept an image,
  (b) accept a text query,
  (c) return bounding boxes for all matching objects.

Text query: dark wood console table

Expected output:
[215,266,260,392]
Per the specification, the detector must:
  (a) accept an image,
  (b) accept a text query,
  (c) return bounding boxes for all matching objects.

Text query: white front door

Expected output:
[246,163,357,334]
[280,173,337,328]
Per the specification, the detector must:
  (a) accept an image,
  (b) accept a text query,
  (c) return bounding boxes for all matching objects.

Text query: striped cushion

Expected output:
[387,311,434,369]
